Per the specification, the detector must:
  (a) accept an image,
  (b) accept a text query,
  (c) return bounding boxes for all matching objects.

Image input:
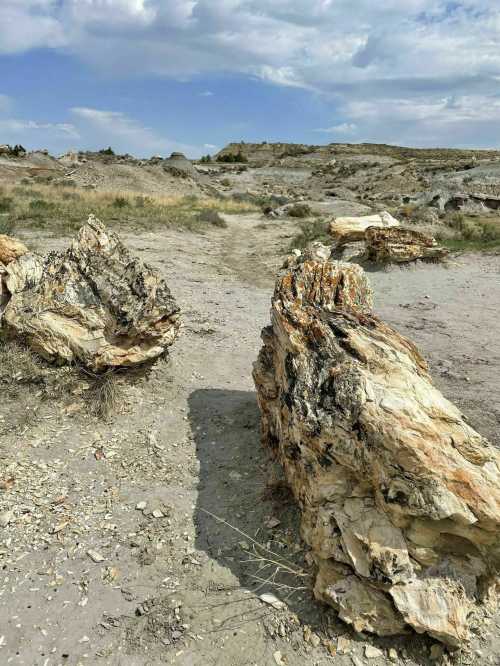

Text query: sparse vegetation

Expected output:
[288,218,330,250]
[439,212,500,251]
[196,207,227,228]
[216,152,248,164]
[0,183,258,235]
[199,155,212,163]
[287,203,312,218]
[98,146,115,156]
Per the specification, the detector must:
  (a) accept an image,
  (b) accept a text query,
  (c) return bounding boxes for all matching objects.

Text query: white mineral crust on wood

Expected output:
[253,258,500,647]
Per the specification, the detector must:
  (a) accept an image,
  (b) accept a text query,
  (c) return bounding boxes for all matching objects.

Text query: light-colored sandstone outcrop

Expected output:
[364,226,448,263]
[253,259,500,647]
[328,211,399,245]
[2,215,181,370]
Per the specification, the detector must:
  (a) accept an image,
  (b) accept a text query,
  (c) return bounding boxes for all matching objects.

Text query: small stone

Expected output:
[260,593,286,610]
[337,636,351,654]
[389,648,398,662]
[0,511,13,527]
[152,509,164,519]
[365,645,384,659]
[86,549,105,563]
[309,632,321,648]
[266,517,281,529]
[273,651,286,666]
[136,501,147,511]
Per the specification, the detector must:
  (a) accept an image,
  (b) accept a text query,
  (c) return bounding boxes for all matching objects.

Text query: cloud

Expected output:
[71,107,202,156]
[314,123,357,135]
[199,91,214,97]
[3,2,500,145]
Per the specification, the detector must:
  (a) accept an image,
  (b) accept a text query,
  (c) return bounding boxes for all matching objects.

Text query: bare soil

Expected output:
[1,212,499,666]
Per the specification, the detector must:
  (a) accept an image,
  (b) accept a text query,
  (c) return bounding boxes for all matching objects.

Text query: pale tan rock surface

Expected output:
[364,226,448,264]
[0,234,28,265]
[328,211,399,245]
[2,215,181,370]
[253,259,500,647]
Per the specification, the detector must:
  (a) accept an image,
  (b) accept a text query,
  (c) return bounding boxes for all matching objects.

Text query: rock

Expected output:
[365,646,384,659]
[0,510,13,527]
[363,227,448,264]
[388,648,398,662]
[329,211,399,245]
[273,650,286,665]
[86,549,105,563]
[0,234,28,265]
[2,215,181,370]
[430,644,445,661]
[260,593,286,610]
[253,258,500,647]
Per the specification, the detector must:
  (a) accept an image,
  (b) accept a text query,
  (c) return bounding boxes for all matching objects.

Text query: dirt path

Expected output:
[1,221,499,666]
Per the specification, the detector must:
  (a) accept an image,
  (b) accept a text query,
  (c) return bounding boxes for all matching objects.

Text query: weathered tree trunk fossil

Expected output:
[253,259,500,647]
[328,211,399,246]
[363,226,448,264]
[2,215,181,370]
[0,234,28,265]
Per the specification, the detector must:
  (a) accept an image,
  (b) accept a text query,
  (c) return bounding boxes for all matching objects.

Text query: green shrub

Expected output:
[200,155,212,163]
[99,146,115,156]
[216,152,248,163]
[113,196,129,208]
[29,198,54,211]
[289,218,330,250]
[287,203,312,218]
[0,196,13,213]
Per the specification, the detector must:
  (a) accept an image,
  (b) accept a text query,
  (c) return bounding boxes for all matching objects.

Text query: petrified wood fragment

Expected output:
[253,259,500,646]
[364,226,448,264]
[2,215,181,370]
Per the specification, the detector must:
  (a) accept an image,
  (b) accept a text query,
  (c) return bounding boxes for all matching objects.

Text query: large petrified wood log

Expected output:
[2,215,181,370]
[253,259,500,647]
[328,212,399,246]
[363,226,448,264]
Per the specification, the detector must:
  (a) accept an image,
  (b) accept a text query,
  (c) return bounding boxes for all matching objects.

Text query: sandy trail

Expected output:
[0,218,499,666]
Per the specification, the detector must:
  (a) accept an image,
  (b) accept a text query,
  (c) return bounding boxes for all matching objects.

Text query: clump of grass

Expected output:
[196,207,227,228]
[0,338,47,398]
[113,196,129,209]
[288,218,330,250]
[0,196,13,213]
[287,203,312,218]
[84,370,121,419]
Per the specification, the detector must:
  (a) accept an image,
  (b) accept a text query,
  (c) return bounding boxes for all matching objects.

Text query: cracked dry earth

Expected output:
[1,214,499,666]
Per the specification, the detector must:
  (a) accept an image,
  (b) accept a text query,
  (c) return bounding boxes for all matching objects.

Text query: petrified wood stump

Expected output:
[253,259,500,646]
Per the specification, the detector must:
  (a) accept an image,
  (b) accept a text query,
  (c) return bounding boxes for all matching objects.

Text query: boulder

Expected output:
[364,227,448,264]
[2,215,181,370]
[253,259,500,647]
[329,211,399,245]
[0,234,28,265]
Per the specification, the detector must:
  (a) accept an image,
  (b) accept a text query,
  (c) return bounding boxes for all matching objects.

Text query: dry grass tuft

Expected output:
[83,369,122,419]
[0,183,257,235]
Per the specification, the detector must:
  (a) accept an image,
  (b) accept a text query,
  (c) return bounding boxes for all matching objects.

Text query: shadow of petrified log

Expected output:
[253,258,500,647]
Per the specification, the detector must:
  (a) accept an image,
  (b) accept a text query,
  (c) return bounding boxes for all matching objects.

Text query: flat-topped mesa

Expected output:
[253,259,500,647]
[1,215,181,370]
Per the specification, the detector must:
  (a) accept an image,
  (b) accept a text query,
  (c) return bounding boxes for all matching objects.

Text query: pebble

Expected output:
[0,511,13,527]
[86,549,105,563]
[365,645,384,659]
[389,648,398,662]
[152,509,164,519]
[273,650,286,665]
[260,593,286,610]
[309,632,321,648]
[337,636,351,654]
[136,501,147,510]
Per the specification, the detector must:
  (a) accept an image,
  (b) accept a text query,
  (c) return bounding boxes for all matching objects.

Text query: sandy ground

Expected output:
[1,214,499,666]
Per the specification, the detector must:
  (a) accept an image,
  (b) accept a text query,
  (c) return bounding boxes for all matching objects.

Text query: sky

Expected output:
[2,1,500,157]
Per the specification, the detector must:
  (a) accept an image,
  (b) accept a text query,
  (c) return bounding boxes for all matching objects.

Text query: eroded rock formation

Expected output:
[253,259,500,647]
[328,211,399,246]
[1,215,181,370]
[364,227,448,264]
